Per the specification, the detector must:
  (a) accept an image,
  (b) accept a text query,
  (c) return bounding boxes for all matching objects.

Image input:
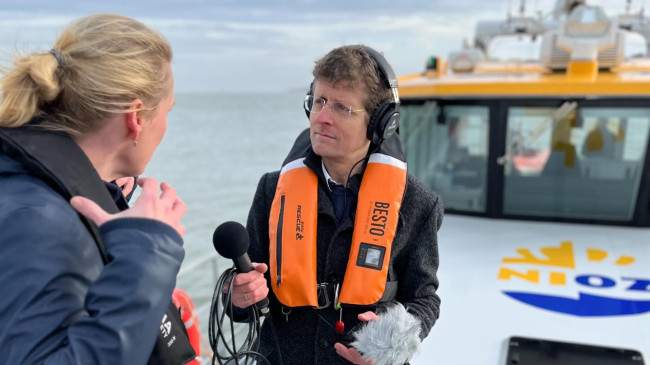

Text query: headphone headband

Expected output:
[362,46,400,104]
[361,46,398,91]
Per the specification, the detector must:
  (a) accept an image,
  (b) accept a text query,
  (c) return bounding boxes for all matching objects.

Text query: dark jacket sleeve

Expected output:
[390,188,444,340]
[0,182,185,365]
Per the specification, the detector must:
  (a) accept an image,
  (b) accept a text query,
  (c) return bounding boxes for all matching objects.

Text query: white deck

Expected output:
[412,214,650,365]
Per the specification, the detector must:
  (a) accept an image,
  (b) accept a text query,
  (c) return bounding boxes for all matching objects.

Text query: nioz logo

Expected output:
[498,241,650,317]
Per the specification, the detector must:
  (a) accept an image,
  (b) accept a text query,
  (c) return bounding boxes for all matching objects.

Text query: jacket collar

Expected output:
[0,126,118,262]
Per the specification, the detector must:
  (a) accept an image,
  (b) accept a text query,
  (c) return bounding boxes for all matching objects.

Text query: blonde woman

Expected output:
[0,14,196,364]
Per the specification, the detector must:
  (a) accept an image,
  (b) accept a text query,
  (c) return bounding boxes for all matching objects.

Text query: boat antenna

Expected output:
[520,0,526,16]
[626,0,632,15]
[507,0,512,20]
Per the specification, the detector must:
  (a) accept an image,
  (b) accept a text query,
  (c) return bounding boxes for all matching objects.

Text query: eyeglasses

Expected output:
[304,95,365,120]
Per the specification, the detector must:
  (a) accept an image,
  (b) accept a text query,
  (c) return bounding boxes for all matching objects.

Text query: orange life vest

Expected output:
[269,132,407,308]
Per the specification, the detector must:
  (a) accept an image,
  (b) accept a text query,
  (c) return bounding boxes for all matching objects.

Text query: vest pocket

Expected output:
[276,195,285,286]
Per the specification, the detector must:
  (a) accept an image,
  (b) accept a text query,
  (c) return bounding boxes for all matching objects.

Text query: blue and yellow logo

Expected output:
[498,241,650,316]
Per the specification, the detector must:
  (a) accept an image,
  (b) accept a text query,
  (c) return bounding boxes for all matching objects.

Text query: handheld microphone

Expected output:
[212,221,270,316]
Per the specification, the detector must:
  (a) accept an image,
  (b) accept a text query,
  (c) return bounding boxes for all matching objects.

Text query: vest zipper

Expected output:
[276,194,285,286]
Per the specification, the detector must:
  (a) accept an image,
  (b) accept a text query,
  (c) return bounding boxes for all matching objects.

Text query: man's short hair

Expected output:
[312,45,393,116]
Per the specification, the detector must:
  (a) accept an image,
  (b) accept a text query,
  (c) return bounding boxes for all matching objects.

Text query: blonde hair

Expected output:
[0,13,172,136]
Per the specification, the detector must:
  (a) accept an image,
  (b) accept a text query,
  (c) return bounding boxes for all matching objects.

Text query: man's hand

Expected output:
[70,177,186,237]
[231,263,269,308]
[334,311,378,364]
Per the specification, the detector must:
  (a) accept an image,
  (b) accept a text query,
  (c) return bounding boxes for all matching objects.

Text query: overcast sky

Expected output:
[0,0,646,92]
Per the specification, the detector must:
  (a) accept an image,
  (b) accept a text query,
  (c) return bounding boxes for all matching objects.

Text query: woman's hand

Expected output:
[71,177,186,237]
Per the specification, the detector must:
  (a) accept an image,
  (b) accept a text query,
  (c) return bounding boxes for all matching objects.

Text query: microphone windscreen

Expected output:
[351,303,421,365]
[212,221,250,259]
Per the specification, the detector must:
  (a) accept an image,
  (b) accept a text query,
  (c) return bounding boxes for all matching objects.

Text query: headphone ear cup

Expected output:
[304,96,311,119]
[367,100,398,145]
[304,81,314,120]
[382,107,400,141]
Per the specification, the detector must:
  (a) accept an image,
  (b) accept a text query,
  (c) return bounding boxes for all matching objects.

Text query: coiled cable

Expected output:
[208,268,284,365]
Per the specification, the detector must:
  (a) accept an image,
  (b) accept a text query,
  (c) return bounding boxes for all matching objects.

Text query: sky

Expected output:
[0,0,647,93]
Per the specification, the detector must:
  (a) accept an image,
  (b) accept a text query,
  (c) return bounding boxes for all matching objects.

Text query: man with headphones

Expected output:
[231,45,443,365]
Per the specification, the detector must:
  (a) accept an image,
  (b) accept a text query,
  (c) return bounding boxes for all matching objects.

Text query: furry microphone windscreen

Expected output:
[351,303,421,365]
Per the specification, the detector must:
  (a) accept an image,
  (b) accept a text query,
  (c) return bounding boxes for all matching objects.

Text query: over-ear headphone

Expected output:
[304,46,400,146]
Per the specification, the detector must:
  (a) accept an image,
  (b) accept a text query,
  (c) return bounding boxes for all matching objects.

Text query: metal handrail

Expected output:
[178,252,220,278]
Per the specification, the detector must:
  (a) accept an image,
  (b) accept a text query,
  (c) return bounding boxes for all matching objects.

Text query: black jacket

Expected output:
[246,146,443,365]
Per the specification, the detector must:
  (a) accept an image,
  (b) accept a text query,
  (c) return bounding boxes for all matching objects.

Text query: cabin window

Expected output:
[503,106,650,221]
[401,103,489,213]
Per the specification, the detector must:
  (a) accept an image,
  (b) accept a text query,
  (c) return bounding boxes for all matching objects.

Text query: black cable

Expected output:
[342,143,382,212]
[208,268,281,365]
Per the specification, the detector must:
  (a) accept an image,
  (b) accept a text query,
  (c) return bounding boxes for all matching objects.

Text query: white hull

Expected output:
[413,214,650,364]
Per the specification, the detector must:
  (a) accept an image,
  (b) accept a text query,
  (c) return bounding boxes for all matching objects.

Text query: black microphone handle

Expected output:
[233,254,255,273]
[233,253,270,314]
